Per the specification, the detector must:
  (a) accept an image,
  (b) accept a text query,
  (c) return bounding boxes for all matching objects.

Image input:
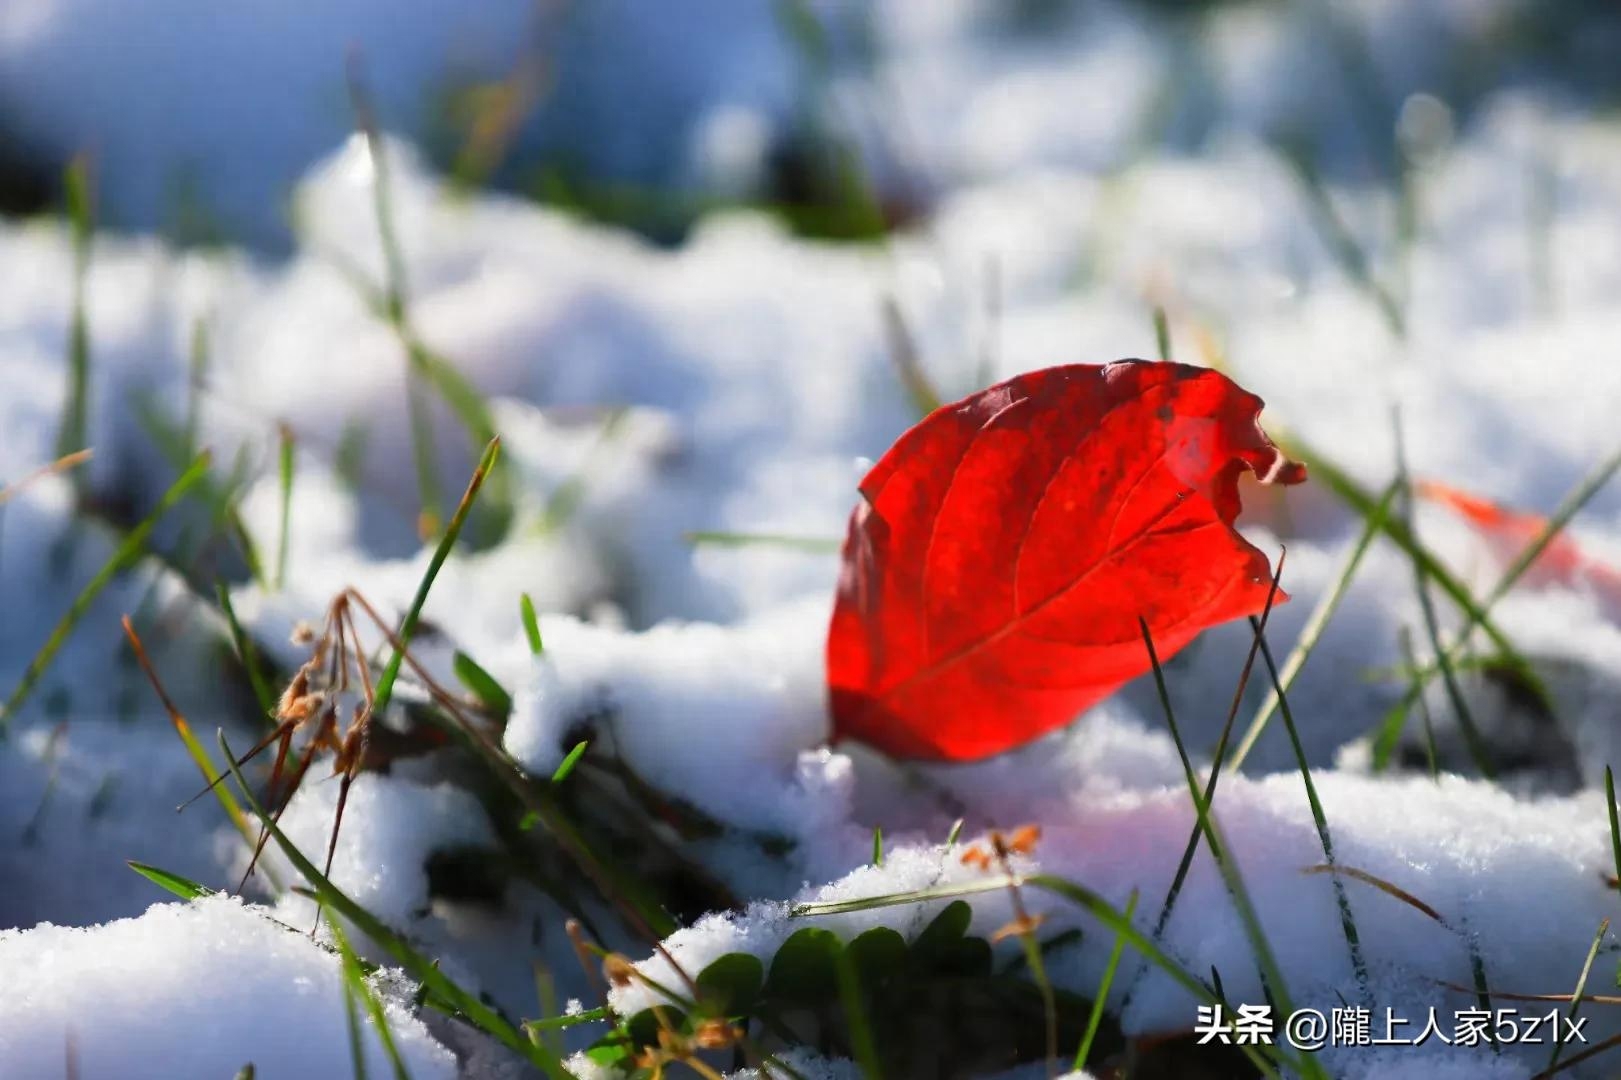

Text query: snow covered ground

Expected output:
[4,1,1621,1077]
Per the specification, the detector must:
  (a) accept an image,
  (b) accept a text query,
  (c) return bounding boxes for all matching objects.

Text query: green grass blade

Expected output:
[126,860,215,901]
[330,915,414,1080]
[519,593,544,655]
[871,825,883,867]
[1252,619,1369,997]
[341,956,369,1080]
[275,424,295,591]
[217,730,575,1079]
[134,400,267,588]
[683,531,841,553]
[184,318,209,462]
[1075,890,1136,1072]
[55,156,93,476]
[1606,768,1621,906]
[1394,425,1494,777]
[1230,481,1396,770]
[1137,621,1327,1080]
[372,438,499,716]
[550,740,589,785]
[881,296,942,418]
[0,453,212,732]
[1549,918,1608,1072]
[523,1006,610,1033]
[169,706,255,848]
[1144,572,1282,950]
[346,68,512,548]
[1277,143,1405,339]
[452,651,512,718]
[1152,305,1172,361]
[215,582,277,721]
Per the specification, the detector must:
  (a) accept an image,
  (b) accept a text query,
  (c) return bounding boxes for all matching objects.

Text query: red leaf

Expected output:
[826,360,1305,761]
[1417,479,1621,602]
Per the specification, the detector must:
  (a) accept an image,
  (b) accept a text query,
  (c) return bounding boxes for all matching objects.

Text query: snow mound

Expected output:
[0,894,456,1078]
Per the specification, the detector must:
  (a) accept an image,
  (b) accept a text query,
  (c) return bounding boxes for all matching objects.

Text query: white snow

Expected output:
[0,894,457,1079]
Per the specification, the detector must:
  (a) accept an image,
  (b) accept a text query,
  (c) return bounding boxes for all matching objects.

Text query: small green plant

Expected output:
[588,902,1113,1077]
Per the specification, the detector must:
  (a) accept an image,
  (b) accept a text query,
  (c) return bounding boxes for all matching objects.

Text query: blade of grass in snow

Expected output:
[336,420,371,494]
[524,1006,610,1033]
[134,400,267,588]
[1303,863,1496,1014]
[1137,620,1327,1080]
[1277,142,1406,339]
[347,62,513,548]
[551,740,588,784]
[1145,566,1283,953]
[1394,417,1494,776]
[1608,767,1621,903]
[1527,137,1558,318]
[527,962,562,1057]
[55,156,93,478]
[944,818,964,849]
[683,531,840,552]
[405,371,443,539]
[1252,618,1369,998]
[120,614,257,851]
[519,593,544,655]
[216,582,277,721]
[1152,305,1172,361]
[341,945,370,1080]
[977,254,1001,389]
[1548,918,1608,1072]
[183,318,209,461]
[126,860,215,901]
[539,407,626,533]
[275,424,295,591]
[330,915,414,1080]
[0,454,211,732]
[19,722,67,846]
[1231,481,1396,770]
[452,651,512,718]
[1373,626,1442,774]
[882,296,941,418]
[871,826,883,867]
[217,730,576,1079]
[1075,889,1136,1073]
[371,438,499,715]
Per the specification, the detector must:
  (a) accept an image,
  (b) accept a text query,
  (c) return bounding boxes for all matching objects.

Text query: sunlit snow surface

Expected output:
[5,1,1621,1077]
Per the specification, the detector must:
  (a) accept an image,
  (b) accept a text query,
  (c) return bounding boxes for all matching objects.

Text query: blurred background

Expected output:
[4,0,1620,250]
